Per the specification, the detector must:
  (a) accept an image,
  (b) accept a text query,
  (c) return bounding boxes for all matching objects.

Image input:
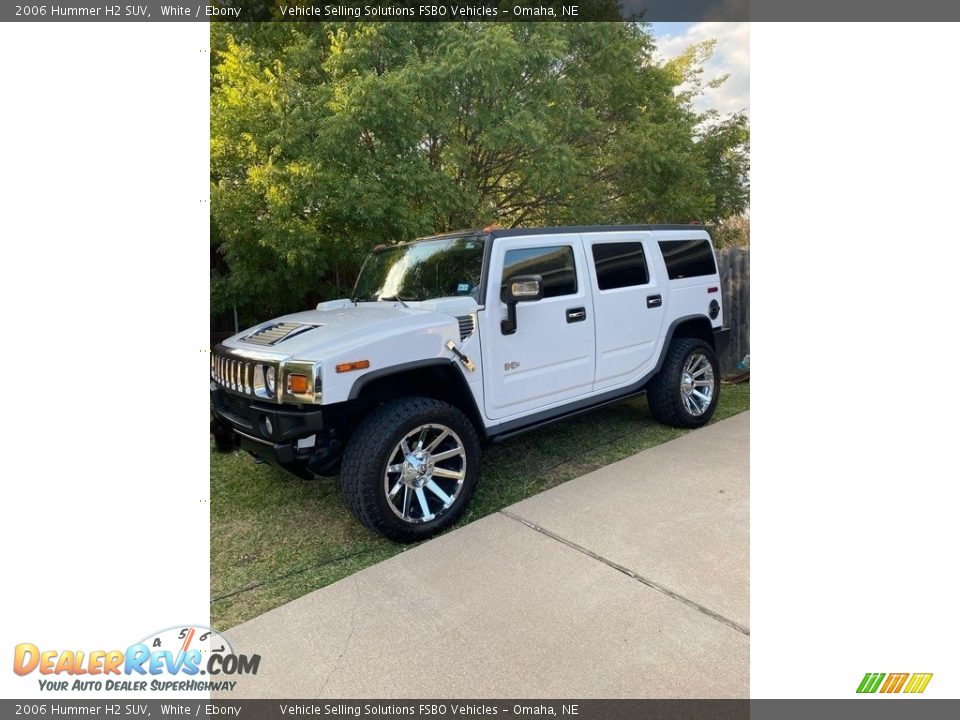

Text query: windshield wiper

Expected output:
[379,295,413,308]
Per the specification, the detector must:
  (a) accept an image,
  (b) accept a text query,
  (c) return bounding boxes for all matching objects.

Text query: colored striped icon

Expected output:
[857,673,885,693]
[903,673,934,693]
[857,672,932,694]
[879,673,909,693]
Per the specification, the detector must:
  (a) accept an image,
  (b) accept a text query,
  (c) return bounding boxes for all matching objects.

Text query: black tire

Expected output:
[340,397,481,543]
[646,338,720,429]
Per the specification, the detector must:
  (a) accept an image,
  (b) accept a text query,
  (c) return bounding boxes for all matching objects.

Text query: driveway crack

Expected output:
[499,509,749,637]
[318,574,362,693]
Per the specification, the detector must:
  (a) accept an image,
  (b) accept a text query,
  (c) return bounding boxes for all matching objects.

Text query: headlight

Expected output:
[252,365,269,398]
[265,366,277,395]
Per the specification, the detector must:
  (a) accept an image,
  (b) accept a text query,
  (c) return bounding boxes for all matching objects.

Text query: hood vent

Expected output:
[456,315,476,341]
[242,322,318,347]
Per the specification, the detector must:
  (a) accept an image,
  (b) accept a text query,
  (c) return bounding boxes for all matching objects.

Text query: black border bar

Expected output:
[8,0,960,22]
[3,700,960,719]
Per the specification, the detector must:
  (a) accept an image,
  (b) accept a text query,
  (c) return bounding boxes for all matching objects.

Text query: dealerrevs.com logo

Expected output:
[13,625,259,692]
[857,673,933,694]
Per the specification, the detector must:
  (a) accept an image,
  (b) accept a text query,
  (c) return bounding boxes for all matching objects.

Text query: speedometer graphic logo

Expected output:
[138,625,234,673]
[13,623,260,692]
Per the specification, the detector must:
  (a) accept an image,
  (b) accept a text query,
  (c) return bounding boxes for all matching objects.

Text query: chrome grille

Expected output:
[242,322,316,347]
[212,352,252,396]
[456,314,476,340]
[211,347,276,400]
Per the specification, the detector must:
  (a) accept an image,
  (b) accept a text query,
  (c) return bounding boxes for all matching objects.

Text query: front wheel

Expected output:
[646,338,720,428]
[340,397,481,543]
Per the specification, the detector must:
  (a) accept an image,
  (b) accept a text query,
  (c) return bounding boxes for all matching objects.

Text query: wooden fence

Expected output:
[716,246,750,378]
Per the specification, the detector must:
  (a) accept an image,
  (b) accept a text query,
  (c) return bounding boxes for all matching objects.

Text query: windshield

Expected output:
[352,235,486,302]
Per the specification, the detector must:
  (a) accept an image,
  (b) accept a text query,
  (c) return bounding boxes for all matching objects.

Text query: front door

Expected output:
[479,234,596,421]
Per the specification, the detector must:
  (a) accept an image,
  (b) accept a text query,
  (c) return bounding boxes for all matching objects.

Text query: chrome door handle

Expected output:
[566,307,587,323]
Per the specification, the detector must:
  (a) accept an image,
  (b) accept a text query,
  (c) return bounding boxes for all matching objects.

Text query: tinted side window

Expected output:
[592,242,649,290]
[658,239,717,279]
[502,246,577,298]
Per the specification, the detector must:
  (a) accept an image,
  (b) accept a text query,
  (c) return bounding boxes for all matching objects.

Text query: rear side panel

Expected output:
[649,230,723,332]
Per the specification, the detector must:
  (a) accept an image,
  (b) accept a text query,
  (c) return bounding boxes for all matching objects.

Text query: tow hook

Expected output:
[446,340,476,372]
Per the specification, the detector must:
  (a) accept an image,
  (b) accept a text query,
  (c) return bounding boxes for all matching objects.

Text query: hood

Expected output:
[222,300,471,361]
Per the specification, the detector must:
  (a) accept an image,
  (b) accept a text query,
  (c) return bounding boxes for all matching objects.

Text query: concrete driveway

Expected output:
[221,411,749,698]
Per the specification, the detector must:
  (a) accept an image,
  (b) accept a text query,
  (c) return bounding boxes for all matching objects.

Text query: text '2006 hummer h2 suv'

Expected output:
[211,225,729,542]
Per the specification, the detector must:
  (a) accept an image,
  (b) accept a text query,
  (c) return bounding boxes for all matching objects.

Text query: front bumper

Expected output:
[210,386,326,478]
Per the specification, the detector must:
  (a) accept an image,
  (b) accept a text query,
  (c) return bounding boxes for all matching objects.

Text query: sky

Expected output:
[651,22,750,119]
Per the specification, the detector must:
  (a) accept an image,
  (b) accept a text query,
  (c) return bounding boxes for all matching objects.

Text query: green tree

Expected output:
[211,22,749,325]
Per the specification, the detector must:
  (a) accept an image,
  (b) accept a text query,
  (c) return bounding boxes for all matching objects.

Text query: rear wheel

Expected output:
[646,338,720,428]
[340,397,480,543]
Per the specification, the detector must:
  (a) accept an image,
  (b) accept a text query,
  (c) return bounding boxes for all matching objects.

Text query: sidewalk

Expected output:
[221,412,749,698]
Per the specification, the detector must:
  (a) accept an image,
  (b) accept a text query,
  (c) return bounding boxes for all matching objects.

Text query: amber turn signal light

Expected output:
[336,360,371,373]
[287,374,309,394]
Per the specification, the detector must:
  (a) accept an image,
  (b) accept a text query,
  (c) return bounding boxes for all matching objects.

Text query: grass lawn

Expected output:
[211,382,749,629]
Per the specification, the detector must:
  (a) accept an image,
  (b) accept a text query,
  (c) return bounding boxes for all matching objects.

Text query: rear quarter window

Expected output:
[658,239,717,279]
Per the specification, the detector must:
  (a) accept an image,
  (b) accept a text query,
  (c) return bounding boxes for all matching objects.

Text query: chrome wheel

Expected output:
[384,423,467,524]
[679,352,715,417]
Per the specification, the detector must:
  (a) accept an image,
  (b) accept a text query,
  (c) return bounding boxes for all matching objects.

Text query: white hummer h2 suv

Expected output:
[211,225,729,542]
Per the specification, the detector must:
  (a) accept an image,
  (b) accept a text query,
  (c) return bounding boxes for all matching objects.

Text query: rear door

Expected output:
[585,233,666,391]
[479,233,595,420]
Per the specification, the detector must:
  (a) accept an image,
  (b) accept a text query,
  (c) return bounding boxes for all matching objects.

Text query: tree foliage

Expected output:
[211,22,749,323]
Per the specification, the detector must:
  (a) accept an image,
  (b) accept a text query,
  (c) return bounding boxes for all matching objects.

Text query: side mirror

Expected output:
[501,274,543,335]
